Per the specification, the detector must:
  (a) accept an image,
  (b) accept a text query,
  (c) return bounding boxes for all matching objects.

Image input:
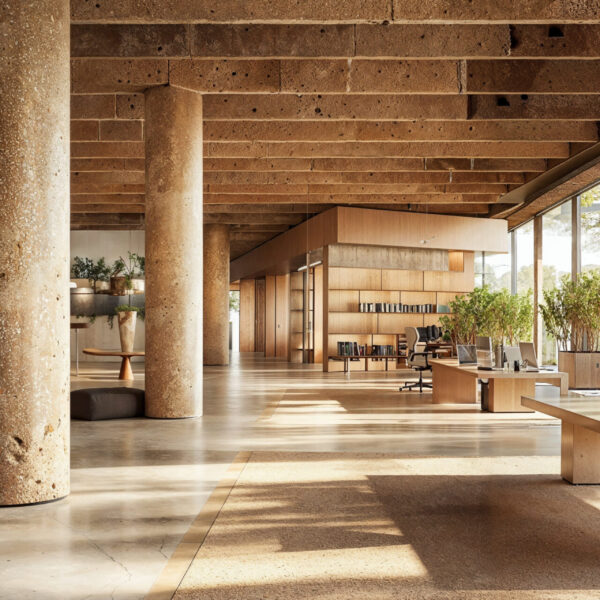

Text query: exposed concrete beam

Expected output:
[203,193,502,204]
[203,120,598,142]
[204,141,569,158]
[466,60,600,94]
[69,0,600,24]
[203,94,468,120]
[204,183,509,194]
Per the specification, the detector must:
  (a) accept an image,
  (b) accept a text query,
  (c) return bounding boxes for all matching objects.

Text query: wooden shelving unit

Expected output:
[324,254,474,372]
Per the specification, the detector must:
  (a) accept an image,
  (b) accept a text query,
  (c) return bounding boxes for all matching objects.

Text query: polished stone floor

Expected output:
[0,353,563,599]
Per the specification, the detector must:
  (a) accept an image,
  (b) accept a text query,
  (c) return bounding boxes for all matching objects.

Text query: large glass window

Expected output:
[515,221,534,294]
[581,185,600,272]
[541,202,572,364]
[483,251,511,291]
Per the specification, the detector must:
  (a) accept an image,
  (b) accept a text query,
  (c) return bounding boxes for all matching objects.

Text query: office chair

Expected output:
[400,326,433,393]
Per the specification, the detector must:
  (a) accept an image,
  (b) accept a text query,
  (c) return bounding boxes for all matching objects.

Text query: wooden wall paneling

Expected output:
[328,266,381,290]
[275,273,290,358]
[436,291,464,305]
[424,252,475,292]
[359,290,400,304]
[336,207,509,253]
[378,313,424,334]
[400,291,437,305]
[254,278,266,354]
[448,251,465,272]
[382,269,424,291]
[239,279,256,352]
[328,312,378,334]
[314,264,323,364]
[329,290,360,312]
[423,314,443,327]
[265,275,276,357]
[322,249,330,371]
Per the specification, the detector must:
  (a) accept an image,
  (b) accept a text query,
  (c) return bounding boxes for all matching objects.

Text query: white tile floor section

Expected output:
[0,354,562,599]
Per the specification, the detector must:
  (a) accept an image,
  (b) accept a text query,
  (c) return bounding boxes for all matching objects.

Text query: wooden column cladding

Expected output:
[254,278,266,354]
[239,279,256,352]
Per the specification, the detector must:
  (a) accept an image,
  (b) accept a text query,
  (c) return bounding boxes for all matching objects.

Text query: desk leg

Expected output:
[75,329,79,376]
[561,422,600,484]
[119,356,134,381]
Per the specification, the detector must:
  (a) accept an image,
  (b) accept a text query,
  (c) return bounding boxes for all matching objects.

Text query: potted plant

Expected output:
[439,286,533,364]
[71,256,112,292]
[113,305,144,353]
[111,252,145,295]
[540,271,600,388]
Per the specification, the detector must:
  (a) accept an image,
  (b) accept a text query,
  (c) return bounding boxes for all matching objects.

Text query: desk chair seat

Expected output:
[400,327,432,393]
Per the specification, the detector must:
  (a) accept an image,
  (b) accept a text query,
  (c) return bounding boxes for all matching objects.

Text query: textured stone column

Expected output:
[0,0,70,505]
[145,86,203,418]
[203,224,230,366]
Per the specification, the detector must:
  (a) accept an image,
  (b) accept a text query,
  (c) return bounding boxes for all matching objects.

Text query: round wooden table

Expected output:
[82,348,145,381]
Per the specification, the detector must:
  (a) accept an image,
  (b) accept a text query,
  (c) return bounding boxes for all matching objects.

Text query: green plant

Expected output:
[112,252,145,288]
[439,285,533,348]
[71,256,94,279]
[540,271,600,352]
[108,304,145,328]
[71,256,111,292]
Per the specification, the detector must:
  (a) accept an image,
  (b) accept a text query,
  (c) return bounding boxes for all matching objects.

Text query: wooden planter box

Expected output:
[558,351,600,389]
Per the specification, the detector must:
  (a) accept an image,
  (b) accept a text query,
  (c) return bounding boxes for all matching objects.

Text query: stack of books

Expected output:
[358,303,436,313]
[336,341,367,356]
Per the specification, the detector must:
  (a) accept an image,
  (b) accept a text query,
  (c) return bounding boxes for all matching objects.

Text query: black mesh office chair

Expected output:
[400,326,433,393]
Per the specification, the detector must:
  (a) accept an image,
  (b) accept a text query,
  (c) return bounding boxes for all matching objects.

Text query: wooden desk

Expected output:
[522,393,600,484]
[430,358,568,412]
[83,348,145,381]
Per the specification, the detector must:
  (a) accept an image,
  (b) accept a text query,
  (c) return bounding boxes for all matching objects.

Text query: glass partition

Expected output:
[581,185,600,272]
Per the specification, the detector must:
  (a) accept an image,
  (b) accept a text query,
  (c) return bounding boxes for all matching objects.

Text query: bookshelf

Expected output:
[324,253,474,372]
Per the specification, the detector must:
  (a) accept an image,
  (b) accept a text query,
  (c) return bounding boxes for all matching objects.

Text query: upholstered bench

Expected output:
[71,387,145,421]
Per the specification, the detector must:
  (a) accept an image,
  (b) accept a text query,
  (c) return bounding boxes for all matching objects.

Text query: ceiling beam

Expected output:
[203,193,502,204]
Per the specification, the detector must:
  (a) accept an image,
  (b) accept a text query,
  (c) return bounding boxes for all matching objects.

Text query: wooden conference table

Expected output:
[429,358,568,412]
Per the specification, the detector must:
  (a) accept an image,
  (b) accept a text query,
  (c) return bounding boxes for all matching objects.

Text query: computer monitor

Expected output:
[519,342,538,369]
[457,344,478,365]
[417,327,428,342]
[475,336,492,351]
[504,346,522,366]
[476,349,494,368]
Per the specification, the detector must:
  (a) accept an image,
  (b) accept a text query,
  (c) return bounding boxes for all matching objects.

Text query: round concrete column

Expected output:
[145,86,203,418]
[203,224,230,366]
[0,0,70,505]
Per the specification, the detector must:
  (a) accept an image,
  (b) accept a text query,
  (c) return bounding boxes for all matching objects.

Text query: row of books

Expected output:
[358,303,438,314]
[336,342,396,357]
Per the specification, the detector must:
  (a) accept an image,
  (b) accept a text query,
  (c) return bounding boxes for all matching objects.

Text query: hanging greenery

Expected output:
[540,271,600,352]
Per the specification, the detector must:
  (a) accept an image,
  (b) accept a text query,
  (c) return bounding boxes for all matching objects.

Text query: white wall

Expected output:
[71,230,145,362]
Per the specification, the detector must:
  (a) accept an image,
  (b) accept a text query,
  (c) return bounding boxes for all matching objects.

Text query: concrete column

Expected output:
[0,0,70,505]
[145,86,203,418]
[203,224,230,366]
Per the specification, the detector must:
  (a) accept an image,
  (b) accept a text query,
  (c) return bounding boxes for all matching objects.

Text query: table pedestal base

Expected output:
[119,356,134,381]
[561,422,600,484]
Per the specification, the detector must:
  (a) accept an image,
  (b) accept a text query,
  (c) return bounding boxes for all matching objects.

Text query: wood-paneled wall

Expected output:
[239,279,256,352]
[255,278,266,353]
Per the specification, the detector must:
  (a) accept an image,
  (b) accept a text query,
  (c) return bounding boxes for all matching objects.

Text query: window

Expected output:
[581,185,600,273]
[515,221,534,294]
[541,202,572,364]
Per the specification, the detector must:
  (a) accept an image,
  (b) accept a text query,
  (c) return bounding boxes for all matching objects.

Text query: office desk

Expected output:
[429,358,569,412]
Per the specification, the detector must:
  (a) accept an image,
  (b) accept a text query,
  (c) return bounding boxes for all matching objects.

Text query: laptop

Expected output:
[504,346,527,370]
[457,344,478,366]
[519,341,548,372]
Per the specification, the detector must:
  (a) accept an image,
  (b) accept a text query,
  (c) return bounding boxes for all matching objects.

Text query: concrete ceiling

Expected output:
[69,2,600,258]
